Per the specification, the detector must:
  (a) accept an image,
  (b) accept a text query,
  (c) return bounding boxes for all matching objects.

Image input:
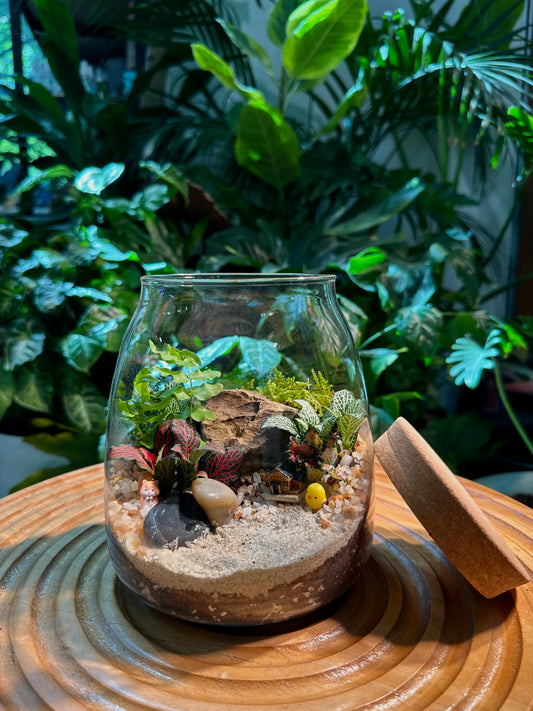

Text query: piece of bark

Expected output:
[201,389,297,474]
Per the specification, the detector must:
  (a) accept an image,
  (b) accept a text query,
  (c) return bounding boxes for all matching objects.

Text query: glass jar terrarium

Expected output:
[105,274,374,626]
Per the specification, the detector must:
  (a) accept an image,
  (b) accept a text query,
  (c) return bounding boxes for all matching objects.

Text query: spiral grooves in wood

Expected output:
[0,464,531,710]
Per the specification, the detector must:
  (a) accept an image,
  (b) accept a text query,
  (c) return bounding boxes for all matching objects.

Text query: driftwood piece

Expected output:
[201,388,298,474]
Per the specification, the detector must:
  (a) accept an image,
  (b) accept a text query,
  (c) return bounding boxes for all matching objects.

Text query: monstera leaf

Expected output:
[446,329,502,388]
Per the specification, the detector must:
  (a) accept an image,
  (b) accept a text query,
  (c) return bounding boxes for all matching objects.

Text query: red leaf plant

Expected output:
[287,437,316,466]
[205,448,245,487]
[107,444,156,473]
[108,418,243,496]
[154,418,201,459]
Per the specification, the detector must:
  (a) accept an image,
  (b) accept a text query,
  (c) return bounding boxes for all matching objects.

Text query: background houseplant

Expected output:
[1,0,532,489]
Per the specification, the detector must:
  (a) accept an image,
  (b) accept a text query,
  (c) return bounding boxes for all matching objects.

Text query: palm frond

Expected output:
[114,0,254,84]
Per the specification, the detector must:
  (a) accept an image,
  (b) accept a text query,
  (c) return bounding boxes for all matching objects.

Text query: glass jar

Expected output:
[105,274,374,626]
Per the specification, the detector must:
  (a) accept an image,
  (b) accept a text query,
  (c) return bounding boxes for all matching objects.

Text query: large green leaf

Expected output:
[1,326,45,370]
[13,366,52,413]
[238,336,282,377]
[319,67,366,134]
[267,0,304,46]
[62,381,107,433]
[446,329,502,388]
[0,370,16,419]
[394,305,444,357]
[235,100,301,189]
[15,165,75,194]
[32,276,69,313]
[327,179,425,235]
[197,336,240,366]
[282,0,368,80]
[12,77,68,128]
[218,19,274,75]
[74,164,125,195]
[60,333,105,374]
[191,43,264,101]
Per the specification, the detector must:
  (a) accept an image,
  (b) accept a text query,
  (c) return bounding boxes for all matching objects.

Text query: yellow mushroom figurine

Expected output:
[305,482,327,511]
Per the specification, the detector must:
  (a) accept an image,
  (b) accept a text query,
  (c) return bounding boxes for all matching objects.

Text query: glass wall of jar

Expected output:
[105,274,374,625]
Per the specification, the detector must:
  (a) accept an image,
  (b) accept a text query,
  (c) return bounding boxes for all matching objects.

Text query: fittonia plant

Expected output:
[108,418,244,498]
[262,389,367,463]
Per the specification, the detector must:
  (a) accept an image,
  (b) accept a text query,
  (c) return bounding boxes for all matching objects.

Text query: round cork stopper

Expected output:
[374,417,532,598]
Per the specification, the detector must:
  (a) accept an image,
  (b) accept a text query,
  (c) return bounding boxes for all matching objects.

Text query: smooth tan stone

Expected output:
[191,477,239,526]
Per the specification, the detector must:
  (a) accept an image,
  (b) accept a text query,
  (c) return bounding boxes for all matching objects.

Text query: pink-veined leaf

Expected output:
[154,419,201,459]
[107,445,156,472]
[205,447,244,486]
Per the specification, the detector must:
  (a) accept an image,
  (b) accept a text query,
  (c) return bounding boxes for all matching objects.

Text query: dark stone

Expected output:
[143,493,211,549]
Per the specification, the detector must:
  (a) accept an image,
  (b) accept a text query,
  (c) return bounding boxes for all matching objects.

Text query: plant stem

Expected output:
[438,64,448,183]
[482,193,520,269]
[279,68,285,112]
[493,361,533,459]
[278,187,290,239]
[481,270,533,303]
[360,323,398,349]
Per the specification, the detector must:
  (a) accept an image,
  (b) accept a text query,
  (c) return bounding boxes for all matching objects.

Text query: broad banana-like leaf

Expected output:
[235,100,301,189]
[282,0,367,81]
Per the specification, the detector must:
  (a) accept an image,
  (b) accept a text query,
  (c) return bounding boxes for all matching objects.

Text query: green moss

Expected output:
[258,368,333,416]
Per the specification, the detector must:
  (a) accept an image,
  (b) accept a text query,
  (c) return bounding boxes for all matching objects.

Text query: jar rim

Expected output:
[141,273,336,286]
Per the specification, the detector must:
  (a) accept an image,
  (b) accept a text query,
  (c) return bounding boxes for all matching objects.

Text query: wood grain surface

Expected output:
[0,462,532,710]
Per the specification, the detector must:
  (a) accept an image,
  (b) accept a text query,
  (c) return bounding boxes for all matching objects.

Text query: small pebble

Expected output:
[143,494,210,549]
[192,477,239,526]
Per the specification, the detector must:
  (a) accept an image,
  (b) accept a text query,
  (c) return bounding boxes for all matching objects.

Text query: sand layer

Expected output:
[105,446,373,625]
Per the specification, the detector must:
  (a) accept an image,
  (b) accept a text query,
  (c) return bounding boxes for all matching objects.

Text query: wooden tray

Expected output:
[0,462,532,710]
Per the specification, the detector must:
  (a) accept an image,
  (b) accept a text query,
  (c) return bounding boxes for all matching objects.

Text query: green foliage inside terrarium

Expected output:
[257,369,333,416]
[108,417,244,498]
[262,387,366,452]
[118,341,223,448]
[109,332,369,499]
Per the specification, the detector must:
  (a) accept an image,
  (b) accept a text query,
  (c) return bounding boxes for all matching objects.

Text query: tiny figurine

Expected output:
[305,482,327,510]
[264,461,306,502]
[139,478,160,517]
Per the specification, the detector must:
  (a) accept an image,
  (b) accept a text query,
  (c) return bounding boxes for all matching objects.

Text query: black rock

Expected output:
[143,493,211,549]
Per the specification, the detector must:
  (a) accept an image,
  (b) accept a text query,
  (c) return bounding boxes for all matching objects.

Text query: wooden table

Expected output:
[0,462,532,710]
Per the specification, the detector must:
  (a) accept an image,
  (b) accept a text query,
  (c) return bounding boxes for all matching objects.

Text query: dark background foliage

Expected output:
[1,0,532,489]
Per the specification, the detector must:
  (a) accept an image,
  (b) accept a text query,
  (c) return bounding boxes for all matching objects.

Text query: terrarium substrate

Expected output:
[106,439,372,626]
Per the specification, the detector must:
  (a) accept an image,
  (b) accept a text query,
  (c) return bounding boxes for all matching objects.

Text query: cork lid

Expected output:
[374,417,533,598]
